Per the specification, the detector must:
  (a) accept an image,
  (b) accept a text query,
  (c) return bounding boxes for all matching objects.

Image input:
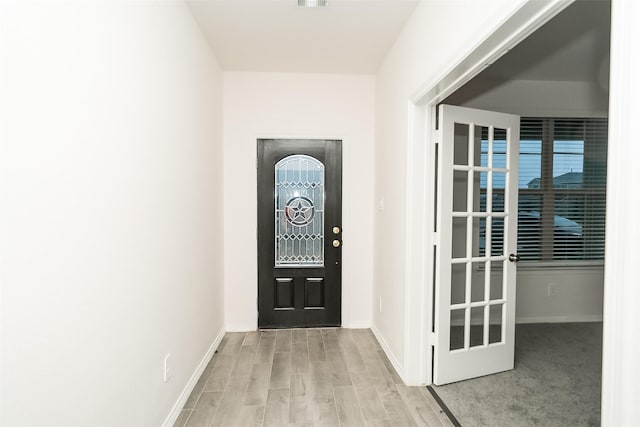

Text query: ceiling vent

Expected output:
[298,0,328,7]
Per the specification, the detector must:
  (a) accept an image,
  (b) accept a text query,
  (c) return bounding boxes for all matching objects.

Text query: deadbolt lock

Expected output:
[333,226,340,234]
[332,239,341,248]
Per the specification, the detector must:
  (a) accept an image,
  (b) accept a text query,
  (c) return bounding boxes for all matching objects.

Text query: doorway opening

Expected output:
[425,1,610,425]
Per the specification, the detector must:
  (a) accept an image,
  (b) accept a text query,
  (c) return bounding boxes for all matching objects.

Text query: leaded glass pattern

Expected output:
[275,155,324,266]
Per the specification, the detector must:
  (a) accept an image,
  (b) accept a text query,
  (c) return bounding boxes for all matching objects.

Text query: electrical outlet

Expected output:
[164,354,172,382]
[547,282,557,297]
[379,297,383,313]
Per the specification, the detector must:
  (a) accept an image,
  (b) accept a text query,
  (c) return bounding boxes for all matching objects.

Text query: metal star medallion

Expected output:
[284,196,315,226]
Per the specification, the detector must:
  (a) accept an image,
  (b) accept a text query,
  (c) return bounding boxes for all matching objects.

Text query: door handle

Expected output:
[508,253,520,263]
[332,239,341,248]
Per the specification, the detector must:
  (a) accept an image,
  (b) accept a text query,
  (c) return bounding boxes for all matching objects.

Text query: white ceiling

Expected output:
[481,0,611,83]
[187,0,419,74]
[187,0,610,82]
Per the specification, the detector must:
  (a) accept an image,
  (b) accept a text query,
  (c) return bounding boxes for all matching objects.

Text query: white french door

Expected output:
[433,105,520,385]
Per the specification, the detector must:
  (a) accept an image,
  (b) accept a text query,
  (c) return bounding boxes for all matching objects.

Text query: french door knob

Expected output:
[508,253,521,263]
[332,239,341,248]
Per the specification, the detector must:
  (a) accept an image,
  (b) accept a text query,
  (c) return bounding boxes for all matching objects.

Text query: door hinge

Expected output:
[432,232,440,245]
[430,332,437,345]
[432,129,441,145]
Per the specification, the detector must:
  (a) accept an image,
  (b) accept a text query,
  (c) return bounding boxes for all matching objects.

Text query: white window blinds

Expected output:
[517,118,608,262]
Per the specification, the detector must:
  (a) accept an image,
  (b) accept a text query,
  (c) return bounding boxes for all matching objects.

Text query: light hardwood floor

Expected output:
[174,328,454,427]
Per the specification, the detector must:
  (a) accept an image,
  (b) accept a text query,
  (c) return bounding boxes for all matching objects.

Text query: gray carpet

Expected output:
[432,322,602,427]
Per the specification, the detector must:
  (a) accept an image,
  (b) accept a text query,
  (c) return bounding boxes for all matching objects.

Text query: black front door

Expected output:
[257,139,342,328]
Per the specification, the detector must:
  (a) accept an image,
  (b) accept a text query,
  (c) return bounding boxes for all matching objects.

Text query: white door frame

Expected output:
[601,1,640,425]
[402,0,575,385]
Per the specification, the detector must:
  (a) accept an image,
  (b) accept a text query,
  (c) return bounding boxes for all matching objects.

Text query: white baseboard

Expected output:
[342,320,372,329]
[224,324,257,332]
[516,315,603,324]
[162,328,225,427]
[370,324,406,385]
[449,315,604,327]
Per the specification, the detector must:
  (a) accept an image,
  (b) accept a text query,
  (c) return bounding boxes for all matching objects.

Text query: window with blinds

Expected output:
[480,118,607,263]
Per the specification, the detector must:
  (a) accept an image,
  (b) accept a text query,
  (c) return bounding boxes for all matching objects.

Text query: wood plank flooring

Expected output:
[175,328,454,427]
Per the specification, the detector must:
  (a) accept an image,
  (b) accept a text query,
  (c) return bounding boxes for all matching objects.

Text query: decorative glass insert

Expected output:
[275,155,324,266]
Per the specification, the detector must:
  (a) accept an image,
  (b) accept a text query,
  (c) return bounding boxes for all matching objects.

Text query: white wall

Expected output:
[223,72,375,331]
[0,2,224,426]
[516,269,603,323]
[373,0,524,379]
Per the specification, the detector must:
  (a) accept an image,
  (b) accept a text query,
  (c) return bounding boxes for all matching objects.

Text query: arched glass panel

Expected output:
[275,155,325,266]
